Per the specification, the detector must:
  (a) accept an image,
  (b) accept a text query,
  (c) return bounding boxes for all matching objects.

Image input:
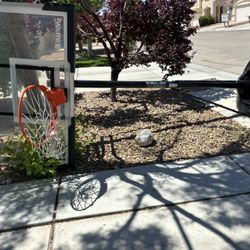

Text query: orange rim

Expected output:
[18,84,58,147]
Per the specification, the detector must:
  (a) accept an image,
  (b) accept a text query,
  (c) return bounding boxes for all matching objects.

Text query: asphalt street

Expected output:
[191,30,250,75]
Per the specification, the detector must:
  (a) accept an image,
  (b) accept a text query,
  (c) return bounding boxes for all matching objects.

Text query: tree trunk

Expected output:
[87,36,94,57]
[77,38,83,54]
[111,67,120,102]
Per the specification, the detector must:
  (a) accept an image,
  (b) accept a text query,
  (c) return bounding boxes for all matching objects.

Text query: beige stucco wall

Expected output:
[192,0,232,22]
[192,0,216,18]
[192,0,250,23]
[202,0,213,11]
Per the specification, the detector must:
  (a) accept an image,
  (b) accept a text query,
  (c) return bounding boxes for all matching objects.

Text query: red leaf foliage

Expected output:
[80,0,197,79]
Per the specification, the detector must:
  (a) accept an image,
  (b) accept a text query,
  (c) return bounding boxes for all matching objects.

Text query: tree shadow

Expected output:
[189,88,237,103]
[97,88,210,111]
[85,107,161,128]
[75,89,211,128]
[69,88,250,249]
[0,178,58,232]
[60,154,250,250]
[74,88,246,170]
[0,228,48,250]
[74,88,250,165]
[73,109,250,172]
[0,229,28,250]
[0,178,58,249]
[79,225,172,250]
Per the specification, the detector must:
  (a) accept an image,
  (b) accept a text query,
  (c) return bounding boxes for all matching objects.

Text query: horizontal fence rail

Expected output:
[1,80,250,117]
[74,80,250,89]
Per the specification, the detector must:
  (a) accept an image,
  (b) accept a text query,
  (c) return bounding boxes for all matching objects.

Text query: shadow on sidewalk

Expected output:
[59,155,250,250]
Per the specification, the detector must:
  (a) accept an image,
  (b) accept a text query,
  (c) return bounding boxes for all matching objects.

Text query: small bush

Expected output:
[0,114,97,178]
[0,134,60,178]
[75,114,96,160]
[199,15,215,27]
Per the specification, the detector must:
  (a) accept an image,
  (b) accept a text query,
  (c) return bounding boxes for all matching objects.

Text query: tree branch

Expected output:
[77,26,92,37]
[79,15,113,63]
[79,0,118,58]
[117,0,127,58]
[135,41,144,55]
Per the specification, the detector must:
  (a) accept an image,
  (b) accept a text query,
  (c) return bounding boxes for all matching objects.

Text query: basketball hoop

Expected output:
[18,84,67,160]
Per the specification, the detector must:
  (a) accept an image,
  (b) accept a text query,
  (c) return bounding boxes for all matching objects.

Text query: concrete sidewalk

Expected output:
[199,20,250,32]
[75,62,239,83]
[1,154,250,249]
[75,62,238,94]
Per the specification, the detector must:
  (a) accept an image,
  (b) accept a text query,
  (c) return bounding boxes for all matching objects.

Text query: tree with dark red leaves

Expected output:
[78,0,196,101]
[29,0,196,101]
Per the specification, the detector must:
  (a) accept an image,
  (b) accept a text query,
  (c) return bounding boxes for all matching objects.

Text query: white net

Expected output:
[19,86,66,163]
[35,121,66,163]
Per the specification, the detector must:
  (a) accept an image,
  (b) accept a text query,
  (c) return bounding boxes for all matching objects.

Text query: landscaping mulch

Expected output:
[1,88,250,185]
[72,88,250,173]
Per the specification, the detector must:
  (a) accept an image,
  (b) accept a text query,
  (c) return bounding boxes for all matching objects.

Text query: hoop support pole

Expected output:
[74,80,250,89]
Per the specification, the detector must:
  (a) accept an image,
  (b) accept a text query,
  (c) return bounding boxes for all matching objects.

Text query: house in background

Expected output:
[234,0,250,22]
[192,0,250,23]
[192,0,226,22]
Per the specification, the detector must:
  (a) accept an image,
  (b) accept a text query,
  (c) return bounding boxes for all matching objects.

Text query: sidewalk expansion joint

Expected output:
[53,191,250,225]
[47,176,62,250]
[0,221,53,234]
[227,154,250,176]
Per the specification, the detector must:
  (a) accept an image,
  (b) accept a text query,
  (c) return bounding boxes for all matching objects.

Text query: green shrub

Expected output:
[79,49,88,58]
[0,134,60,178]
[199,15,215,27]
[0,115,96,178]
[75,114,96,160]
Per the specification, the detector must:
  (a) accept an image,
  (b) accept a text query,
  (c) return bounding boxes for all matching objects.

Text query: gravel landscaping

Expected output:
[1,88,250,184]
[73,89,250,172]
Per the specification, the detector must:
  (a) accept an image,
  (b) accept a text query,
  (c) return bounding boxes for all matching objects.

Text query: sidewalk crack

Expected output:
[47,176,62,250]
[227,154,250,176]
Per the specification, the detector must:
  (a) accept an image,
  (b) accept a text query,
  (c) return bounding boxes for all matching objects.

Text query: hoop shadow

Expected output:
[70,177,107,211]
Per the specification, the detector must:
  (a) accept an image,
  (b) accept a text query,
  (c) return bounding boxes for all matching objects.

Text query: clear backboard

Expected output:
[0,2,76,167]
